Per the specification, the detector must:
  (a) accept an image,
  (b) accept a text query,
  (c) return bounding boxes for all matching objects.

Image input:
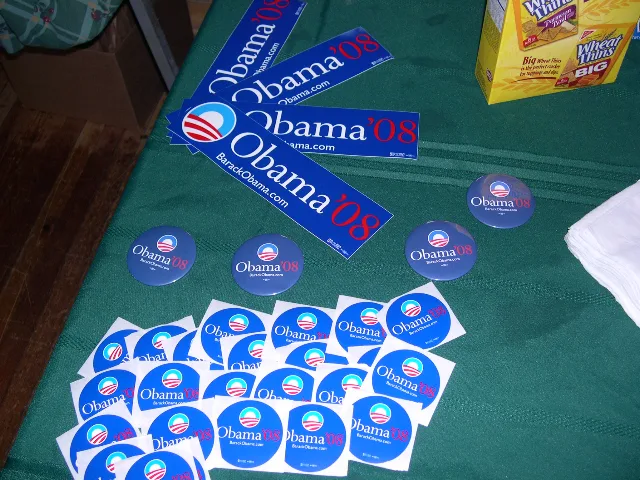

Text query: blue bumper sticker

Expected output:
[238,103,419,159]
[170,0,306,147]
[215,27,393,106]
[634,19,640,40]
[194,0,306,96]
[166,97,393,258]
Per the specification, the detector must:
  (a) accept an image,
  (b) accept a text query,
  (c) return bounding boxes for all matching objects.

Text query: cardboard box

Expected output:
[1,1,192,131]
[476,0,640,104]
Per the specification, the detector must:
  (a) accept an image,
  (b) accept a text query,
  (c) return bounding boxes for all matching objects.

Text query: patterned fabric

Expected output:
[0,0,123,53]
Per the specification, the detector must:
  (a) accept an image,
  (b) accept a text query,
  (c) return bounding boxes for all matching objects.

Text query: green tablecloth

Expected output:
[3,1,640,479]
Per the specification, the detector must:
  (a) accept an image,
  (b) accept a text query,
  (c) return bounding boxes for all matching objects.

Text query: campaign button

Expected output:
[127,226,196,286]
[232,234,303,296]
[467,174,535,228]
[405,221,477,281]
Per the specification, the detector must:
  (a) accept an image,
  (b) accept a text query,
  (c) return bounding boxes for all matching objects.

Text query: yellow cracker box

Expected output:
[476,0,640,104]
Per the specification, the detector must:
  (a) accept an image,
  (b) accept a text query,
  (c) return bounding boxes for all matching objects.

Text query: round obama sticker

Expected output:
[92,328,137,374]
[203,371,256,399]
[133,325,189,361]
[77,368,136,420]
[350,395,413,464]
[232,234,303,296]
[385,293,452,349]
[405,221,477,281]
[335,301,386,351]
[467,174,535,228]
[82,443,146,479]
[285,404,347,473]
[124,451,194,480]
[147,405,215,459]
[69,415,137,473]
[127,226,196,286]
[226,333,266,370]
[171,331,201,362]
[199,307,266,364]
[136,363,200,412]
[253,367,315,402]
[370,349,441,410]
[356,347,380,367]
[217,400,283,468]
[270,307,333,349]
[315,367,367,405]
[282,342,327,371]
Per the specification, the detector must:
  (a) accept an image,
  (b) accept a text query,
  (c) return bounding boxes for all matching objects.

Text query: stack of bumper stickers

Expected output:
[164,0,421,259]
[57,282,464,478]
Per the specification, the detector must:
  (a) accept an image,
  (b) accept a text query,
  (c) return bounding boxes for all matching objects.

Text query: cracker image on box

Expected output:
[516,0,578,50]
[555,26,630,88]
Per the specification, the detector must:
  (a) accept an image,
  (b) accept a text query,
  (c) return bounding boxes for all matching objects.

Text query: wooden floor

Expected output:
[0,71,148,467]
[0,0,213,467]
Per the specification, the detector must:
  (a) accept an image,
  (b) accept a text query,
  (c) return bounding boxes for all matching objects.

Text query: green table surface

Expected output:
[4,1,640,479]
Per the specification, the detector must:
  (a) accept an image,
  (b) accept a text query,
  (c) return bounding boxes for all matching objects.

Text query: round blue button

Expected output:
[232,234,303,296]
[405,221,477,281]
[127,226,196,286]
[467,174,535,228]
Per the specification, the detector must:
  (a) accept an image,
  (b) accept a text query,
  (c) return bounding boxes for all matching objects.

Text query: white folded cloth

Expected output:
[565,180,640,327]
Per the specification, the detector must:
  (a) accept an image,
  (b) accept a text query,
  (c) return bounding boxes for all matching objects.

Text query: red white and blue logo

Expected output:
[102,342,123,361]
[167,413,190,434]
[225,378,248,397]
[162,369,183,389]
[182,102,237,143]
[304,348,325,368]
[401,300,421,317]
[239,407,261,428]
[302,411,324,432]
[106,452,127,473]
[341,374,363,391]
[98,377,118,396]
[402,357,423,378]
[490,181,510,197]
[360,307,379,326]
[369,403,391,424]
[257,243,278,261]
[248,339,264,358]
[152,332,171,350]
[87,424,108,445]
[156,235,177,253]
[282,375,303,395]
[428,230,449,248]
[229,314,249,332]
[297,312,317,330]
[144,459,167,480]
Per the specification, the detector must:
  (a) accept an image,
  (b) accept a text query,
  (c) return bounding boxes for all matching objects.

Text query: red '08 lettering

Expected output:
[252,0,290,22]
[330,194,381,242]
